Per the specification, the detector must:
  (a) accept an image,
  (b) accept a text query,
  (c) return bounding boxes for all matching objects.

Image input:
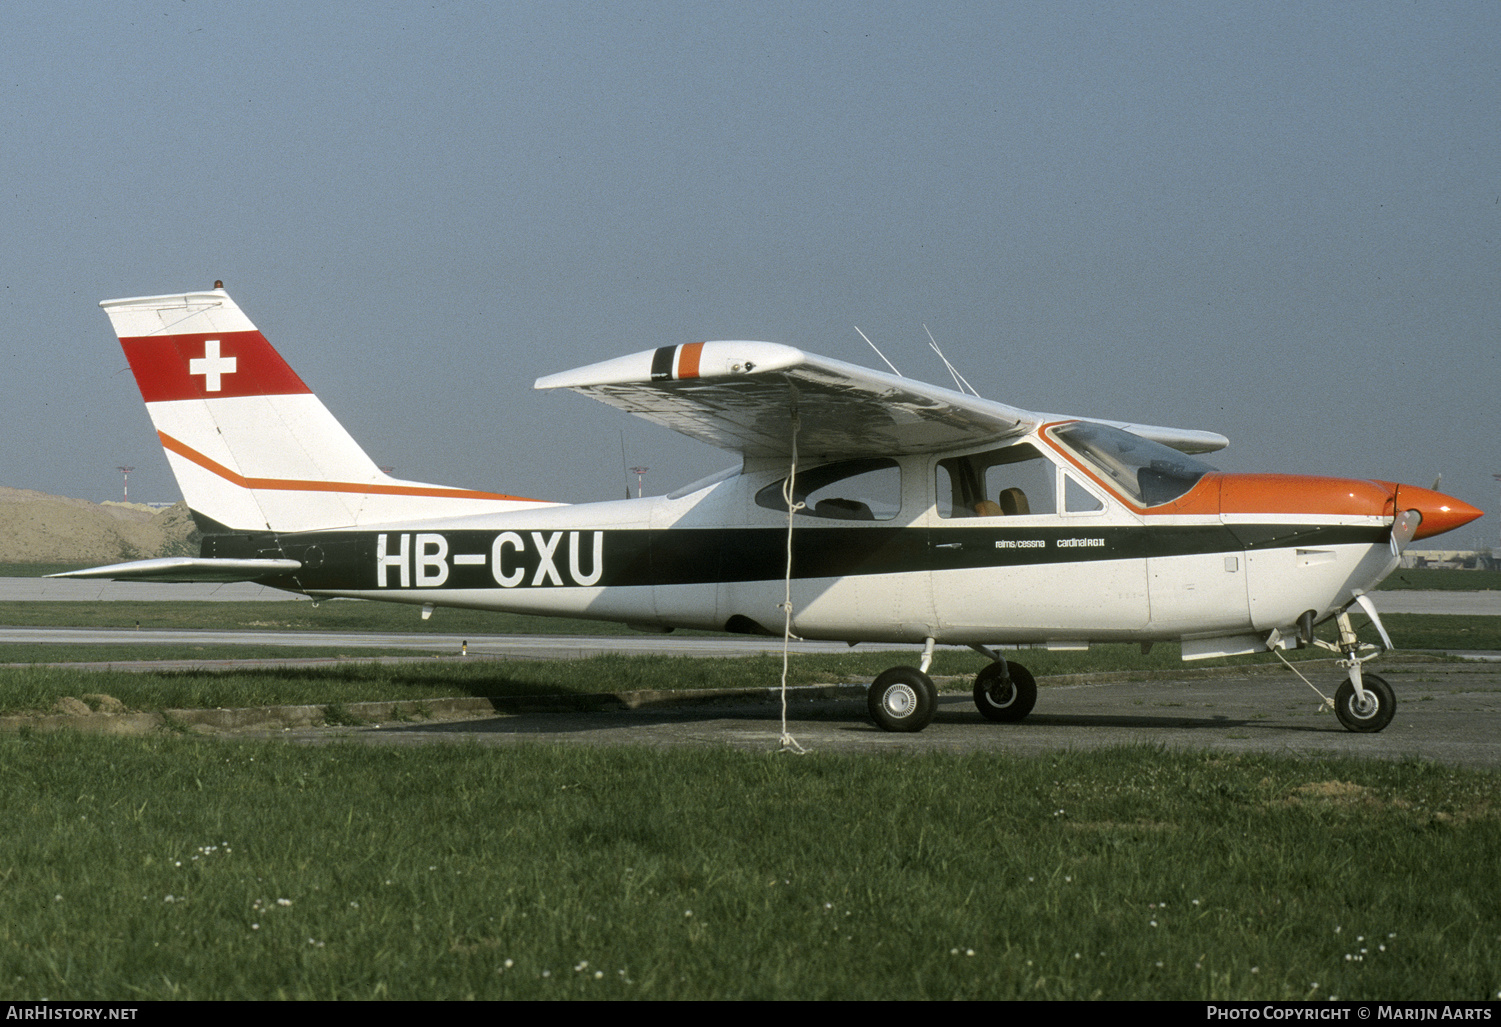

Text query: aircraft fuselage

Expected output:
[217,427,1446,657]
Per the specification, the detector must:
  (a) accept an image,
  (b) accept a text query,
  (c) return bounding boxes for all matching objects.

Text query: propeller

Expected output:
[1390,509,1422,556]
[1390,475,1443,556]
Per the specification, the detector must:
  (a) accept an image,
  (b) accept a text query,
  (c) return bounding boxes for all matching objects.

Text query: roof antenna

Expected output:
[619,430,631,500]
[924,324,981,397]
[854,326,903,377]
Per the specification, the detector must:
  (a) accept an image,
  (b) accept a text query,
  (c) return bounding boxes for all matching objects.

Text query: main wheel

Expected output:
[973,661,1037,722]
[1333,673,1395,733]
[868,666,937,733]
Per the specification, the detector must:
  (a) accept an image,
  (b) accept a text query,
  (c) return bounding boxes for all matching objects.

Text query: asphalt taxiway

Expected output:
[16,658,1496,768]
[221,662,1501,768]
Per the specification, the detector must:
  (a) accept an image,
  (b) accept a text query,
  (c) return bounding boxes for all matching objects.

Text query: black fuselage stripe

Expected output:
[199,523,1390,591]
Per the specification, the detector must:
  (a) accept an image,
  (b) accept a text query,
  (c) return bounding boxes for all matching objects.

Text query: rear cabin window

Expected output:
[755,458,901,520]
[937,443,1057,518]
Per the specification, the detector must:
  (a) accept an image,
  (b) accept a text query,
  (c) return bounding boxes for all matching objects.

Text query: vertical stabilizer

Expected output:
[104,288,549,532]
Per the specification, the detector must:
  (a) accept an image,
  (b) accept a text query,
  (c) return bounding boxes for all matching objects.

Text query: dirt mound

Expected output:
[0,487,199,565]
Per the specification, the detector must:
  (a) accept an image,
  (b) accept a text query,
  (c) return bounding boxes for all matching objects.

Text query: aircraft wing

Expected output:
[47,557,301,584]
[536,342,1227,458]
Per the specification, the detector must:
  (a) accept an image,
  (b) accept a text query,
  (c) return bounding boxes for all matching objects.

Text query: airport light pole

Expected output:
[631,466,649,499]
[1493,473,1501,553]
[117,466,134,503]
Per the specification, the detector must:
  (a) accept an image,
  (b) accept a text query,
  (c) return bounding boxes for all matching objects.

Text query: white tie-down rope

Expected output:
[777,405,808,754]
[1272,647,1333,709]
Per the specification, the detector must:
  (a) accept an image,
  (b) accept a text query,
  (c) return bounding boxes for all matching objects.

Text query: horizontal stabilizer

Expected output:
[48,557,301,583]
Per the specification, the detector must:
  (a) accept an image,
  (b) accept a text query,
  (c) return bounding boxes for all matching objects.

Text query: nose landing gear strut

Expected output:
[1273,593,1396,733]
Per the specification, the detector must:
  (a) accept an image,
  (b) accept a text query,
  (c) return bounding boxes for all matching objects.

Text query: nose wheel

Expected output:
[1333,673,1395,733]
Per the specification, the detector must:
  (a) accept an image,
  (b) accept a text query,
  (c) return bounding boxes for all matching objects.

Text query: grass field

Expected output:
[0,734,1495,1001]
[1376,568,1501,591]
[3,568,1498,1000]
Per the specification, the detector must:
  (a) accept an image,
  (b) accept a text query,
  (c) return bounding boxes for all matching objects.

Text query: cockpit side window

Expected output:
[937,443,1057,518]
[755,458,901,520]
[1063,473,1105,513]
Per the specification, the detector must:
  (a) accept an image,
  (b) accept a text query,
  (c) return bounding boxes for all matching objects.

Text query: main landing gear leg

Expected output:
[1279,593,1397,734]
[968,643,1037,723]
[867,638,938,733]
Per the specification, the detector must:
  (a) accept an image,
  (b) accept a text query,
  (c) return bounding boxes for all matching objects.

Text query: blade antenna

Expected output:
[855,326,903,377]
[925,324,981,397]
[620,431,630,500]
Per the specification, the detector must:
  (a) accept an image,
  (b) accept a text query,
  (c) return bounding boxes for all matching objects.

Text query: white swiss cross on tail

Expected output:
[188,339,237,392]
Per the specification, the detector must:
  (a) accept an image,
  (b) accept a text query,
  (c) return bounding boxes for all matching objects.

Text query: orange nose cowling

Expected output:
[1214,475,1481,541]
[1394,484,1484,540]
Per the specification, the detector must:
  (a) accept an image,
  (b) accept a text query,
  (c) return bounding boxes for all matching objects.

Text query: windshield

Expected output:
[1050,422,1215,507]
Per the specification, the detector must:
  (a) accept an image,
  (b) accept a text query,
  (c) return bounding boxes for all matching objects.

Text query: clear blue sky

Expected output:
[4,1,1497,547]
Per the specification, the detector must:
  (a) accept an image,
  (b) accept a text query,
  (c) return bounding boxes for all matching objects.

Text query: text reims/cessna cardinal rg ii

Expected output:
[59,286,1482,734]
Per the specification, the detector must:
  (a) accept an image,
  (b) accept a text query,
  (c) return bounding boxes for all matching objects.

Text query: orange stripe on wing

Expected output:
[158,432,544,504]
[677,342,703,379]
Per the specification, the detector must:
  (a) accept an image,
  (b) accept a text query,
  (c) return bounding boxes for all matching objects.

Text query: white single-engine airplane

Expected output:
[59,286,1482,734]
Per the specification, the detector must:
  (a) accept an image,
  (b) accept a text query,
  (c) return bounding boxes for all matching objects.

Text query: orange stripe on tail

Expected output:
[158,432,542,504]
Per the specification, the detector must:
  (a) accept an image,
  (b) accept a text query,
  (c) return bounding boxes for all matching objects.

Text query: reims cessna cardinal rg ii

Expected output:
[59,286,1482,734]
